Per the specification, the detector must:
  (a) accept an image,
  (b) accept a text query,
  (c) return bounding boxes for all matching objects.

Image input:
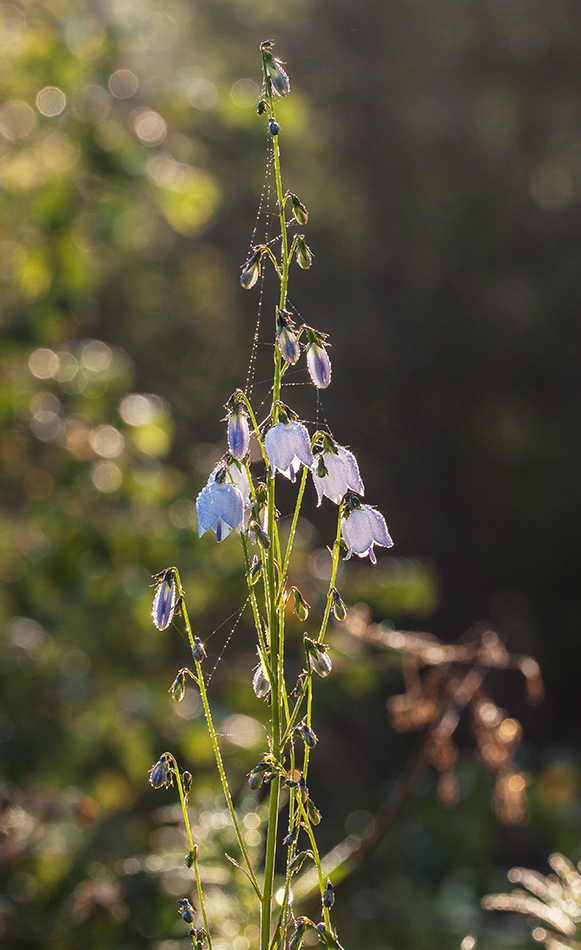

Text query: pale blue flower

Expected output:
[152,568,177,630]
[264,420,314,482]
[196,471,244,542]
[342,504,393,564]
[311,445,364,505]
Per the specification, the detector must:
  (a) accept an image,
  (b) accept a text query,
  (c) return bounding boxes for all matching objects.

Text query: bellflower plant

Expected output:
[147,41,393,950]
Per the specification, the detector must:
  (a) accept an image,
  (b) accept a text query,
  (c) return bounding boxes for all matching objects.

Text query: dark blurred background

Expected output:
[1,0,581,947]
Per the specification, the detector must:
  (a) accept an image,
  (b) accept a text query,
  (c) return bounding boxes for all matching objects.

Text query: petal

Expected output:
[341,507,373,555]
[196,480,244,539]
[336,447,365,496]
[364,506,393,548]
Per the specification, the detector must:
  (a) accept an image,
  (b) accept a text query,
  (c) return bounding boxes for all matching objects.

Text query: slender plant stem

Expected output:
[174,570,262,899]
[168,756,213,949]
[318,510,343,643]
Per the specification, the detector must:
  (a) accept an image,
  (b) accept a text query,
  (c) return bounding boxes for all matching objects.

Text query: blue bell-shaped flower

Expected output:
[311,444,364,505]
[264,420,314,482]
[196,470,245,542]
[341,502,393,564]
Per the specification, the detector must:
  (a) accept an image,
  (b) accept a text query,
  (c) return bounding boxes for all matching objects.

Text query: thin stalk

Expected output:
[168,756,213,949]
[318,510,343,643]
[296,796,333,933]
[278,464,309,601]
[174,571,262,899]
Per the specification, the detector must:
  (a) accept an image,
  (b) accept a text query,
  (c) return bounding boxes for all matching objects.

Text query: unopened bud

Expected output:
[290,920,307,950]
[149,755,171,789]
[289,193,309,225]
[152,569,177,631]
[192,637,206,662]
[182,771,192,794]
[169,670,187,702]
[240,248,263,289]
[184,845,198,868]
[295,235,312,270]
[306,341,331,389]
[250,556,263,585]
[177,898,195,924]
[299,723,318,748]
[331,588,346,622]
[305,798,321,825]
[248,766,265,790]
[268,116,280,136]
[227,408,250,459]
[249,519,271,549]
[256,99,268,115]
[292,588,310,622]
[304,637,332,678]
[322,878,335,908]
[263,51,291,97]
[252,660,271,698]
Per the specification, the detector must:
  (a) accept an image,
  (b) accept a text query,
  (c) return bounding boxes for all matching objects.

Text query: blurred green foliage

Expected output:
[2,0,581,948]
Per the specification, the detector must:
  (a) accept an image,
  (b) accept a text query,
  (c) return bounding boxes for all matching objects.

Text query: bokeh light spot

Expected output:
[108,69,138,99]
[36,86,67,117]
[187,79,217,110]
[28,348,59,378]
[91,460,122,492]
[90,425,125,458]
[231,79,259,109]
[132,109,167,146]
[0,100,36,140]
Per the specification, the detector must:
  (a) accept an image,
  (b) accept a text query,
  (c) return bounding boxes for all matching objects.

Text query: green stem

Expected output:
[174,570,262,899]
[296,795,333,934]
[318,510,343,643]
[169,756,213,949]
[278,465,308,602]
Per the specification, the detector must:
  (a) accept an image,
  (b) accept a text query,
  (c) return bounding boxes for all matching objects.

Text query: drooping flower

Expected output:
[152,569,177,630]
[264,419,314,482]
[227,407,250,459]
[341,499,393,564]
[196,468,245,541]
[311,442,364,505]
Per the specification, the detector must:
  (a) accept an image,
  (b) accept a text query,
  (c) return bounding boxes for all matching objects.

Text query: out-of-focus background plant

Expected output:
[1,1,581,948]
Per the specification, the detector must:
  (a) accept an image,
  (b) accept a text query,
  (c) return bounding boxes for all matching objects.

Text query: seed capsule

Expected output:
[249,520,271,549]
[192,637,206,662]
[305,798,321,825]
[290,920,307,950]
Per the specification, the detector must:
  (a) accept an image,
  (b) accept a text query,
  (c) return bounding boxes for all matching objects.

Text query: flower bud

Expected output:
[256,99,268,115]
[250,556,263,585]
[304,637,332,678]
[149,755,171,789]
[182,771,193,794]
[299,723,318,748]
[277,308,301,365]
[249,519,271,549]
[295,235,312,270]
[248,766,265,790]
[289,851,312,873]
[227,408,250,459]
[306,341,331,389]
[177,898,195,924]
[169,670,187,702]
[283,824,300,847]
[305,798,321,825]
[331,588,347,622]
[184,845,198,868]
[253,659,271,698]
[290,921,307,950]
[152,569,177,631]
[263,51,291,97]
[290,194,309,225]
[196,928,206,949]
[240,248,263,289]
[322,878,335,908]
[292,588,310,622]
[268,116,280,136]
[192,637,206,662]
